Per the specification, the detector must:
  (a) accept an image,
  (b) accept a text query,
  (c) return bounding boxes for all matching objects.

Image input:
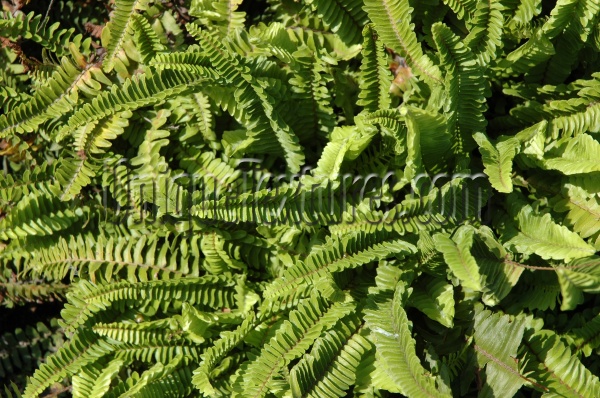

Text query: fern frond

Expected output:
[131,13,167,64]
[23,330,114,398]
[0,163,58,208]
[509,205,596,260]
[102,0,150,72]
[0,191,87,240]
[554,185,600,239]
[116,355,194,397]
[189,26,305,172]
[60,276,239,334]
[72,358,124,398]
[442,0,477,23]
[363,0,442,84]
[0,12,89,57]
[364,284,450,398]
[178,150,240,195]
[56,111,132,201]
[290,314,372,398]
[472,227,523,305]
[542,0,600,41]
[474,133,519,193]
[434,226,483,291]
[233,295,355,398]
[264,230,416,300]
[497,29,555,75]
[544,133,600,174]
[432,22,487,154]
[556,256,600,294]
[115,344,200,367]
[29,232,201,283]
[408,276,455,328]
[306,0,368,45]
[464,0,504,64]
[0,56,107,138]
[566,313,600,356]
[287,48,337,139]
[473,308,529,397]
[522,329,600,396]
[192,312,257,396]
[357,25,392,113]
[0,279,69,307]
[55,67,220,141]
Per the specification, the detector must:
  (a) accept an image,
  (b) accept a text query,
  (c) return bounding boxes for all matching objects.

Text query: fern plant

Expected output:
[3,0,600,397]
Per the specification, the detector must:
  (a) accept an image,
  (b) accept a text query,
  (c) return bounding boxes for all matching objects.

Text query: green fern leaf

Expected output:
[544,133,600,175]
[473,308,529,398]
[357,25,392,113]
[464,0,504,64]
[523,330,600,396]
[290,314,372,398]
[434,226,483,291]
[509,205,596,260]
[474,133,519,193]
[102,0,151,72]
[307,0,368,45]
[363,0,442,84]
[23,331,114,398]
[408,276,455,328]
[432,22,487,154]
[233,296,355,398]
[364,284,451,398]
[55,67,219,141]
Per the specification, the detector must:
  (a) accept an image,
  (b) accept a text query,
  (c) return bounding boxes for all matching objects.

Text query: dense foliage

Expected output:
[3,0,600,396]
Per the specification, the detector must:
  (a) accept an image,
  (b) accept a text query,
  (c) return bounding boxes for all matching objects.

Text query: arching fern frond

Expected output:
[0,278,69,308]
[0,55,108,138]
[56,110,132,201]
[264,229,416,300]
[442,0,477,24]
[363,0,442,84]
[357,24,392,114]
[29,231,201,283]
[60,276,240,334]
[0,11,90,57]
[306,0,368,45]
[72,358,124,398]
[554,185,600,239]
[131,13,167,65]
[473,308,530,397]
[232,295,355,398]
[364,283,450,398]
[432,22,487,155]
[290,314,372,398]
[188,25,305,172]
[55,66,221,141]
[464,0,504,64]
[0,191,87,240]
[102,0,150,72]
[192,312,257,396]
[112,355,194,397]
[522,329,600,396]
[22,330,114,398]
[473,133,519,193]
[0,163,58,208]
[508,204,596,260]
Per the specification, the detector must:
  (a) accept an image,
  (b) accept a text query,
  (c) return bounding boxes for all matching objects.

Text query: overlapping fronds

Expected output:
[0,12,89,56]
[3,1,600,397]
[363,0,442,84]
